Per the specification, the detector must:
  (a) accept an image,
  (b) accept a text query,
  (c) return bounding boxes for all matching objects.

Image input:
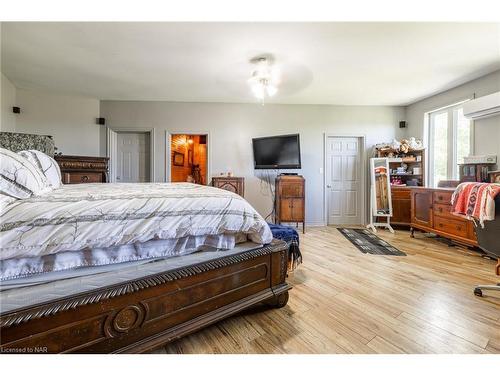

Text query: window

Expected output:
[428,102,473,187]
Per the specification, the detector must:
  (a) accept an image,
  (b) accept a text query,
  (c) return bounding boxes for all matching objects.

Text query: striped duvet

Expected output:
[0,183,272,279]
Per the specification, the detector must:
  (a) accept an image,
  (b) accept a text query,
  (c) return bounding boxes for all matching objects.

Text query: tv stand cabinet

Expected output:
[275,175,305,233]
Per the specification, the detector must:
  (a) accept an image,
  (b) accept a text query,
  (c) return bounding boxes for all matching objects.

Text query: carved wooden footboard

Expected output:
[0,240,290,353]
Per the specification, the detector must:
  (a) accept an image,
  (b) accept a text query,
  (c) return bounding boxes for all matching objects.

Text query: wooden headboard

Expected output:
[0,132,55,156]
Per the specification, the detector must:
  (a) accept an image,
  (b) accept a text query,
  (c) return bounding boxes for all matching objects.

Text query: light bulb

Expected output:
[248,58,279,101]
[270,67,281,84]
[266,85,277,97]
[251,83,265,99]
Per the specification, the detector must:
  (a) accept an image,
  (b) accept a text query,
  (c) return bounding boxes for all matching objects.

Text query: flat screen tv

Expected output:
[252,134,301,169]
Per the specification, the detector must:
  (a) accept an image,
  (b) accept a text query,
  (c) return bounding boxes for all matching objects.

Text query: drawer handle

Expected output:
[439,223,443,227]
[81,175,89,182]
[438,207,443,212]
[456,226,461,230]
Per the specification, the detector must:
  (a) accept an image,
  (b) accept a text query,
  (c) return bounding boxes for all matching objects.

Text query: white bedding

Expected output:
[0,233,246,282]
[0,182,272,281]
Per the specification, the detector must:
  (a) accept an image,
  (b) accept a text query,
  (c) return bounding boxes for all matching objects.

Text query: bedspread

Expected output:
[0,182,273,261]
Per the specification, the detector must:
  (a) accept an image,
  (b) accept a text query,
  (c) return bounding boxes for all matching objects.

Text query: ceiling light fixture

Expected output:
[248,57,279,105]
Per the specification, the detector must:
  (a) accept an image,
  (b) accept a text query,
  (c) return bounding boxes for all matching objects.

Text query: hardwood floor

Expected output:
[152,227,500,354]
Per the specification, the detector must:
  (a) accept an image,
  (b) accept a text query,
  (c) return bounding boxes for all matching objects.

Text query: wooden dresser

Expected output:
[410,187,477,246]
[275,175,305,233]
[211,176,244,197]
[55,155,109,184]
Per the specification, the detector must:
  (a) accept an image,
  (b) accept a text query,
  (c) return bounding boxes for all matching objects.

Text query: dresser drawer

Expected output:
[433,216,468,238]
[433,191,453,205]
[433,203,454,219]
[280,183,304,197]
[56,155,109,184]
[392,190,411,199]
[63,172,103,184]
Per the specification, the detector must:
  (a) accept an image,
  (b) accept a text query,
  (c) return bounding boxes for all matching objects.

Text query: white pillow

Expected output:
[0,192,16,214]
[18,150,62,188]
[0,148,52,199]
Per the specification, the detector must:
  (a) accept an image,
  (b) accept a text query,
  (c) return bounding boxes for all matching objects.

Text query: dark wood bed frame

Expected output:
[0,240,290,353]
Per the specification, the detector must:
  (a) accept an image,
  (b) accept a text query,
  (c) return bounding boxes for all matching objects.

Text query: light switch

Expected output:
[319,167,323,174]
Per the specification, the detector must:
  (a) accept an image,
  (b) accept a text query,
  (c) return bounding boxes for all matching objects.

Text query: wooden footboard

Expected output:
[0,240,290,353]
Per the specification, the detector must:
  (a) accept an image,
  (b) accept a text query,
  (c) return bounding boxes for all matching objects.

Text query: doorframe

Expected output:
[107,127,156,183]
[323,134,367,226]
[165,130,211,184]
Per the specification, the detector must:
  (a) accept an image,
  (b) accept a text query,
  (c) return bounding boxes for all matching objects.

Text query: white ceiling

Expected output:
[1,22,499,106]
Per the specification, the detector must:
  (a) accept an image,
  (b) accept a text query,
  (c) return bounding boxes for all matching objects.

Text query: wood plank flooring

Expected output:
[152,227,500,354]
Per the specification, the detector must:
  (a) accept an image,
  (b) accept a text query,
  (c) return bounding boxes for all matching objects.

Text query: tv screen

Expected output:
[252,134,301,169]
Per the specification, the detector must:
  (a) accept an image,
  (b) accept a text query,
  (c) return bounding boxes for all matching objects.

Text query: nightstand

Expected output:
[211,177,244,197]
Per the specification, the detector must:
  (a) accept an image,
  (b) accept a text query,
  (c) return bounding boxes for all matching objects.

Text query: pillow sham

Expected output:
[19,149,62,188]
[0,148,52,199]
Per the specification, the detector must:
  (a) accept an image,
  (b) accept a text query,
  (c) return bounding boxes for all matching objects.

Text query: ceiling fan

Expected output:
[247,56,280,104]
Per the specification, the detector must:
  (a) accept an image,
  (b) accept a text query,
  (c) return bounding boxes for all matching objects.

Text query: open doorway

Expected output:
[169,133,208,185]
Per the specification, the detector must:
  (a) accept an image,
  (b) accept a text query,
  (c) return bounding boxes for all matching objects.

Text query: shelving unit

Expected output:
[374,147,426,227]
[376,148,426,187]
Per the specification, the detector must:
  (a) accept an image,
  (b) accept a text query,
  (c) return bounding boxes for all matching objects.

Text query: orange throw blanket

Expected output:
[451,182,500,227]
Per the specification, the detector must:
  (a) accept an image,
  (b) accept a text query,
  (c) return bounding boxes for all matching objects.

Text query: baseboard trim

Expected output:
[276,221,326,227]
[305,221,326,227]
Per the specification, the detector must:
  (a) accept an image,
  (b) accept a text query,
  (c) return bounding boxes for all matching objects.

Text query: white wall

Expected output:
[1,73,17,131]
[101,101,404,224]
[405,70,500,157]
[15,89,101,156]
[474,116,500,160]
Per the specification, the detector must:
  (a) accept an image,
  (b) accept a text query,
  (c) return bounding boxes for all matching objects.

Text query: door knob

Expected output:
[326,185,332,188]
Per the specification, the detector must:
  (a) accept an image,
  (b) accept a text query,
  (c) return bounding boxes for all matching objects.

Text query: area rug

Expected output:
[337,228,406,256]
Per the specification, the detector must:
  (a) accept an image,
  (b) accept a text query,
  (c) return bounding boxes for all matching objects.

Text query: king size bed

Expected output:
[0,132,290,353]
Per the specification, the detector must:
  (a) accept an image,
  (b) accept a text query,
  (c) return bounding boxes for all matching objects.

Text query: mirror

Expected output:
[370,157,392,216]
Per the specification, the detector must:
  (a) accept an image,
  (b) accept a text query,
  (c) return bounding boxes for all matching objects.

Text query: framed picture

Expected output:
[188,150,193,166]
[173,151,184,166]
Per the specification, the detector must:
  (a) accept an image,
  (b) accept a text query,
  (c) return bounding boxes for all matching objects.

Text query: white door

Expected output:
[326,137,362,225]
[116,132,150,182]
